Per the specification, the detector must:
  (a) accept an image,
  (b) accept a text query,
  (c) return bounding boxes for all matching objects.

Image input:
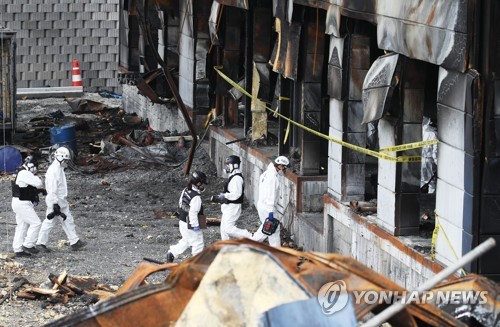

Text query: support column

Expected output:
[178,0,210,110]
[377,60,424,236]
[435,68,480,267]
[328,35,368,200]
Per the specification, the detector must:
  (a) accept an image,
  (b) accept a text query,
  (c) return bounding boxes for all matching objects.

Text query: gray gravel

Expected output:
[0,96,260,326]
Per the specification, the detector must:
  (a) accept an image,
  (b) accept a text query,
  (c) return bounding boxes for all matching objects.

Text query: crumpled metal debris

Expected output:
[44,239,499,327]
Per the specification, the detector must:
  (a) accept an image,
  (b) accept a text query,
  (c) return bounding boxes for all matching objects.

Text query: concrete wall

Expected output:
[325,200,442,289]
[210,126,442,289]
[1,0,120,92]
[121,84,187,133]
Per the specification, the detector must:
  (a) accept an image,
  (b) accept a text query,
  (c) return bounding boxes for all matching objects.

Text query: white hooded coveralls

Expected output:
[252,162,281,246]
[169,187,204,258]
[11,169,43,252]
[220,169,252,240]
[36,160,80,246]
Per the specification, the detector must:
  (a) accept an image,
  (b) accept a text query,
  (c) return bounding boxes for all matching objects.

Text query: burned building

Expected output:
[0,0,492,287]
[117,0,500,285]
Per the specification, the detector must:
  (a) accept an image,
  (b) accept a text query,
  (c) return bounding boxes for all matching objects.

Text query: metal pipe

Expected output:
[135,0,198,176]
[361,237,496,327]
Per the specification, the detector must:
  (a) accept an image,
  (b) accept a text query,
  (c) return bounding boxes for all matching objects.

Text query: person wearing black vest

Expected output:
[212,155,252,240]
[11,157,46,257]
[166,171,208,263]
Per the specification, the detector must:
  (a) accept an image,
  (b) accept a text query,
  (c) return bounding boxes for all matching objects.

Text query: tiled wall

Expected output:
[0,0,120,92]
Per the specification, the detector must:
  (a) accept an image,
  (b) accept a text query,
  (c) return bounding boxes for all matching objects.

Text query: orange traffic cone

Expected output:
[72,59,83,87]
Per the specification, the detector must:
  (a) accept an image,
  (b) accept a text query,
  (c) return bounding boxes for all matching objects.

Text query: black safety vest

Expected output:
[223,173,244,204]
[178,188,204,222]
[11,171,40,203]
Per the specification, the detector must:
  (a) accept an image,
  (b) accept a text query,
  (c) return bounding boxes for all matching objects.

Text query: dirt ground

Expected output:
[0,96,261,326]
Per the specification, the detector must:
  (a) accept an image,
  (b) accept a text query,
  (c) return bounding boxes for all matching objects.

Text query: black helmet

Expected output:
[225,155,241,166]
[190,171,208,185]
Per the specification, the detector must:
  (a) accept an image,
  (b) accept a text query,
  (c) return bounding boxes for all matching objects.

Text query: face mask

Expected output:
[278,169,285,176]
[194,183,205,193]
[60,160,68,168]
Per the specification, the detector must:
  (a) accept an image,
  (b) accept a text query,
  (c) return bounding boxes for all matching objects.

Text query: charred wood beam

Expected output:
[49,273,76,297]
[134,0,197,176]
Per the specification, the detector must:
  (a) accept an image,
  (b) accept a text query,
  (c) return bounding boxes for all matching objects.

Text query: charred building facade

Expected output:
[119,0,500,284]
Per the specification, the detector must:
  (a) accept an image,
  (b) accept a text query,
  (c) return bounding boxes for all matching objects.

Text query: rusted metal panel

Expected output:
[269,19,285,75]
[285,0,470,71]
[361,53,400,124]
[216,0,249,10]
[46,239,500,326]
[284,21,301,80]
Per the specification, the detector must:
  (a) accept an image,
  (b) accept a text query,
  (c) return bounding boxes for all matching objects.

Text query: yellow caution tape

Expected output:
[214,66,431,163]
[284,120,291,144]
[380,139,438,153]
[202,108,216,129]
[430,221,439,261]
[431,210,467,276]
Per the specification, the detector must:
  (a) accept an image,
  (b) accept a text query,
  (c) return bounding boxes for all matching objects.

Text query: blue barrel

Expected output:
[50,124,77,155]
[0,146,22,173]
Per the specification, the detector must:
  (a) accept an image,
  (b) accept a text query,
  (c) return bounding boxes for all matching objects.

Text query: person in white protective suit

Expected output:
[11,157,46,257]
[36,147,86,252]
[166,171,208,263]
[211,155,252,240]
[251,156,289,247]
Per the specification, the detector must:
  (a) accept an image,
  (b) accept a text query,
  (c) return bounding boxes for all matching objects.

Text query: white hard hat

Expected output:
[274,156,289,166]
[54,147,71,163]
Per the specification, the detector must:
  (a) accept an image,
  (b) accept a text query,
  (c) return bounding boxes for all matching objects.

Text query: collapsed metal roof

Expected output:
[46,239,500,327]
